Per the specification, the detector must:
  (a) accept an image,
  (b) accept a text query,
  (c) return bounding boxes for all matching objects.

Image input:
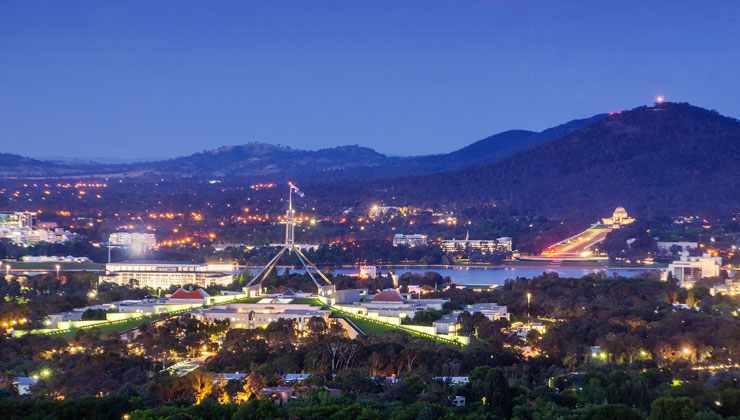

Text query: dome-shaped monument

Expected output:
[602,207,635,227]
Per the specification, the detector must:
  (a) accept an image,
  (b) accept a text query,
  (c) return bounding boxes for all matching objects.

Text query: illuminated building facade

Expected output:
[601,207,635,227]
[0,211,35,229]
[100,261,234,289]
[194,303,331,331]
[663,254,722,287]
[109,232,157,252]
[392,233,428,247]
[710,279,740,296]
[441,236,512,254]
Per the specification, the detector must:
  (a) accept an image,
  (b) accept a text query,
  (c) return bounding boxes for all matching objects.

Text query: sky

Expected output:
[1,1,739,161]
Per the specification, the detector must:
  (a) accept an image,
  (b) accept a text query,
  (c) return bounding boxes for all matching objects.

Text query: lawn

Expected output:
[289,298,325,306]
[330,312,396,336]
[45,314,162,338]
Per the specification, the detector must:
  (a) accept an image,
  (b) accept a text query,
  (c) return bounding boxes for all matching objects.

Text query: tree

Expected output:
[188,370,216,404]
[236,371,266,402]
[483,368,513,418]
[650,396,695,420]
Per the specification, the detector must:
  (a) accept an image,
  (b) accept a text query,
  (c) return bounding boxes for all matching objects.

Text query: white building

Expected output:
[21,255,90,263]
[392,234,428,247]
[109,232,157,253]
[710,279,740,296]
[99,261,234,289]
[601,207,635,227]
[194,303,332,331]
[432,303,509,335]
[441,237,512,254]
[12,376,38,395]
[353,289,449,318]
[0,211,35,229]
[663,254,722,287]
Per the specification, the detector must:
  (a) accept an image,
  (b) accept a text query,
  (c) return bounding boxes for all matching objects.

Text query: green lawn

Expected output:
[44,314,162,338]
[289,298,325,306]
[212,297,261,306]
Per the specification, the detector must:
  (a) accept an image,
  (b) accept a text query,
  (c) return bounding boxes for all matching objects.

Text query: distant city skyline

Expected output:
[1,0,739,160]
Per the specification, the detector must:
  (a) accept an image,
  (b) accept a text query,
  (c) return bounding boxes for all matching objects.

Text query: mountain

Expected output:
[301,114,605,182]
[369,102,740,217]
[0,153,96,178]
[0,115,603,180]
[136,143,399,179]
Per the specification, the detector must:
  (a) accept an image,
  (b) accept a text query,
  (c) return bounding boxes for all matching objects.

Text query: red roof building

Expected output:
[371,289,405,303]
[170,288,210,300]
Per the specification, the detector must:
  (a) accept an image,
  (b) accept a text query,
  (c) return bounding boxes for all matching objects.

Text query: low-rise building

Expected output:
[193,303,332,331]
[441,237,512,254]
[21,255,91,263]
[392,234,428,247]
[710,279,740,296]
[109,232,157,252]
[663,254,722,287]
[99,261,234,289]
[13,376,38,395]
[433,303,509,335]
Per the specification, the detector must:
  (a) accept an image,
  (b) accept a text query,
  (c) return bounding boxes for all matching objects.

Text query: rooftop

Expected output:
[371,289,405,303]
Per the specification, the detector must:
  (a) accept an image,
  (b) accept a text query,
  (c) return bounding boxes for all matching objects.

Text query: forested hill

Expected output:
[367,102,740,218]
[0,115,601,181]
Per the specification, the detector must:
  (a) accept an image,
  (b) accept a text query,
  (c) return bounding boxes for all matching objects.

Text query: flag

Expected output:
[289,182,305,198]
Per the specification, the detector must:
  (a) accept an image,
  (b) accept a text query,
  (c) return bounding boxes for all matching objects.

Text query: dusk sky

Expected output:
[1,1,739,161]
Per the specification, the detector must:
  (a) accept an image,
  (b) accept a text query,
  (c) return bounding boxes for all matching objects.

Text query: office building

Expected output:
[0,211,35,229]
[392,234,428,247]
[99,261,234,289]
[663,254,722,287]
[194,303,332,331]
[710,279,740,296]
[109,232,157,252]
[441,236,512,254]
[432,303,509,335]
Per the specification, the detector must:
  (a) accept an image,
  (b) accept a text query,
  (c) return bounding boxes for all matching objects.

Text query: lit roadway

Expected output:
[542,227,613,258]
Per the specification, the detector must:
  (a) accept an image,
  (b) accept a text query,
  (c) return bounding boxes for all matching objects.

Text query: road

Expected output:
[542,226,612,257]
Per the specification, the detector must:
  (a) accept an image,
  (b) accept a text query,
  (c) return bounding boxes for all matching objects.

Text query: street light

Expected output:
[526,292,532,327]
[55,264,61,277]
[5,265,10,275]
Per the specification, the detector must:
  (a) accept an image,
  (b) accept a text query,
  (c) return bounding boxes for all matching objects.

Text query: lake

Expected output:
[250,266,658,287]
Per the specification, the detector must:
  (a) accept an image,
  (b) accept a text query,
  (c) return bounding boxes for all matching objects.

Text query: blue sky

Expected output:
[1,1,738,160]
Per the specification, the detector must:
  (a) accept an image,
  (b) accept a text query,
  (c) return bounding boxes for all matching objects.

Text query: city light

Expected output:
[656,95,664,103]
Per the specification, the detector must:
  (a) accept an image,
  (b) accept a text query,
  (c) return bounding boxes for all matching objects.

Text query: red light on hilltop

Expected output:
[609,112,614,116]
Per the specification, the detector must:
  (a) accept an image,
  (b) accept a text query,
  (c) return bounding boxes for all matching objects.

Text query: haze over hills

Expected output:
[0,114,603,181]
[365,102,740,218]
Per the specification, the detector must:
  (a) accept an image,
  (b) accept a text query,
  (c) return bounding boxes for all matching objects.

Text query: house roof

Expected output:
[170,288,210,300]
[371,289,405,303]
